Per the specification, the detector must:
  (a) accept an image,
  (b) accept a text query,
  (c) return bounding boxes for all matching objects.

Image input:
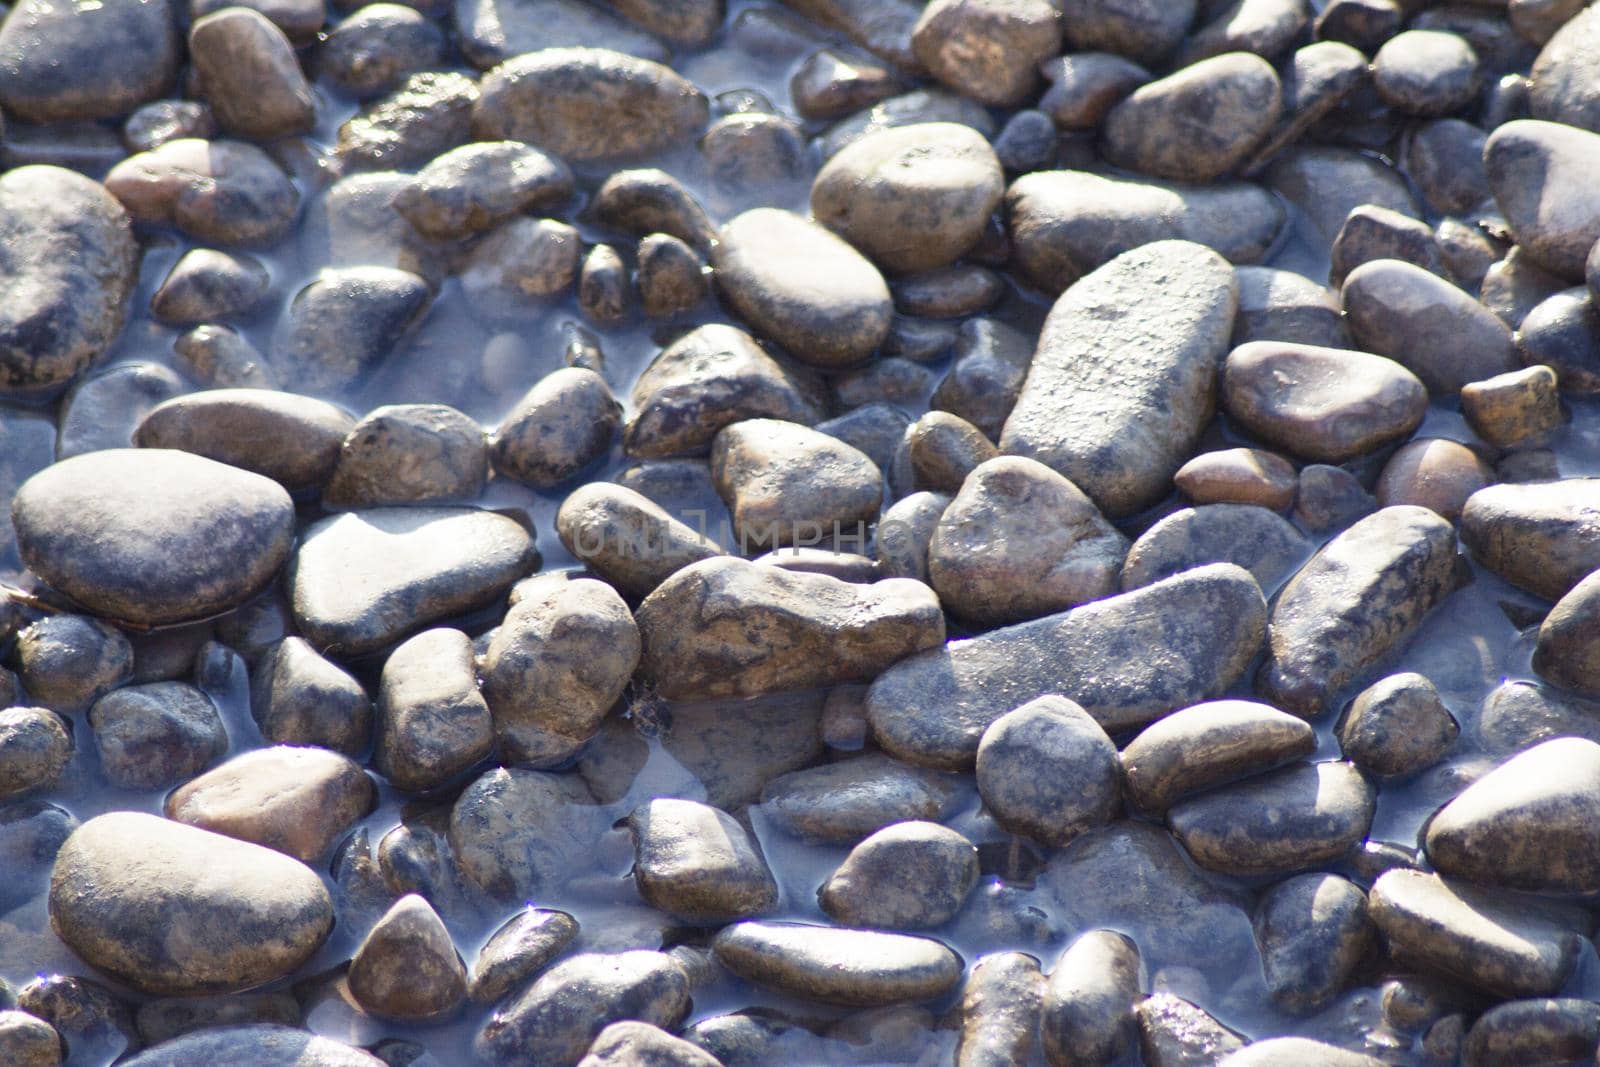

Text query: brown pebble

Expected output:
[1375,438,1494,521]
[1461,365,1565,449]
[1174,448,1298,511]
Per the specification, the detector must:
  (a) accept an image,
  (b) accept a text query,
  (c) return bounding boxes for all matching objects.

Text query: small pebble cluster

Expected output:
[3,0,1600,1065]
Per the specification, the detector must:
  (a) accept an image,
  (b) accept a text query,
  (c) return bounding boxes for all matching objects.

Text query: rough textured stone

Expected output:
[819,821,978,929]
[373,628,491,792]
[713,922,962,1007]
[17,615,133,713]
[1255,873,1373,1014]
[271,267,431,393]
[1001,241,1237,517]
[348,894,467,1022]
[105,139,300,247]
[0,0,178,123]
[868,563,1266,768]
[1121,699,1316,813]
[1460,480,1600,601]
[88,682,226,790]
[711,419,881,548]
[251,637,371,756]
[395,141,572,239]
[911,0,1062,106]
[579,1022,721,1067]
[491,368,620,489]
[555,484,723,599]
[956,951,1043,1067]
[336,71,478,173]
[49,813,334,996]
[1120,504,1307,593]
[135,390,354,496]
[1461,366,1564,449]
[470,908,580,1006]
[1339,673,1459,778]
[122,1026,383,1066]
[1042,930,1141,1067]
[449,767,606,902]
[628,799,777,924]
[0,708,71,801]
[455,0,667,68]
[759,754,964,843]
[1104,53,1281,183]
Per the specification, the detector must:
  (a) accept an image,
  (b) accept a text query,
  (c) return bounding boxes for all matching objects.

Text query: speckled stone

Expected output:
[712,922,963,1007]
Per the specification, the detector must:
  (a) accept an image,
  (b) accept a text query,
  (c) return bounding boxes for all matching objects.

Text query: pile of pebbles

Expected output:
[5,0,1600,1064]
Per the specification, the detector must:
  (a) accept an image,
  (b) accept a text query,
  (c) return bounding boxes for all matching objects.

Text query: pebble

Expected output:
[624,324,824,459]
[870,563,1266,767]
[1005,170,1282,295]
[1459,479,1600,600]
[1367,869,1581,997]
[132,991,300,1045]
[319,4,445,99]
[348,894,467,1022]
[1233,265,1347,349]
[474,48,707,163]
[1330,205,1447,287]
[454,0,667,68]
[475,951,689,1067]
[1427,737,1600,892]
[135,389,354,495]
[556,483,722,598]
[911,0,1061,105]
[1255,873,1373,1014]
[49,812,333,995]
[459,218,581,319]
[324,404,487,508]
[1528,3,1600,130]
[1259,506,1462,717]
[1120,504,1307,593]
[480,572,638,766]
[469,907,580,1006]
[712,208,893,368]
[1041,929,1141,1067]
[1484,249,1567,330]
[1104,53,1281,183]
[395,141,573,239]
[929,456,1127,625]
[0,708,71,800]
[711,419,881,547]
[592,169,717,253]
[1485,120,1600,280]
[189,8,315,141]
[1405,119,1491,217]
[1373,30,1481,116]
[1338,673,1459,779]
[1179,0,1310,65]
[449,767,606,901]
[956,952,1043,1067]
[894,266,1004,320]
[818,403,911,474]
[54,362,182,459]
[88,682,227,790]
[1374,438,1493,521]
[1174,448,1298,510]
[1461,365,1565,448]
[106,139,300,247]
[0,0,178,123]
[375,628,491,792]
[636,558,943,701]
[336,71,477,172]
[818,820,978,929]
[1122,699,1315,813]
[975,696,1119,848]
[272,267,431,392]
[1167,761,1376,877]
[0,167,137,394]
[875,491,950,583]
[1536,566,1600,696]
[1478,680,1600,757]
[1461,998,1600,1067]
[290,507,538,656]
[1519,286,1600,395]
[1062,0,1190,64]
[611,0,722,47]
[491,368,620,488]
[1266,146,1420,244]
[1137,994,1245,1066]
[811,123,1004,274]
[16,614,134,712]
[759,754,964,843]
[628,798,777,924]
[251,637,372,755]
[123,1026,383,1066]
[1039,52,1149,132]
[636,234,706,317]
[1222,1038,1383,1066]
[791,48,903,121]
[150,249,270,326]
[713,921,962,1007]
[903,412,998,492]
[0,1011,61,1067]
[123,99,218,152]
[579,1022,721,1067]
[578,245,630,323]
[1002,241,1238,516]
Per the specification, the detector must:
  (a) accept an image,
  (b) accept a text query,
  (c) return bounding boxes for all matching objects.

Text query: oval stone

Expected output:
[712,921,962,1007]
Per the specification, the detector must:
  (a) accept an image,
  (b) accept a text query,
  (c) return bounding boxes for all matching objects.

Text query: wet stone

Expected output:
[1104,53,1281,184]
[1174,448,1297,511]
[811,122,1004,274]
[627,798,777,924]
[1042,929,1141,1067]
[482,572,638,766]
[106,139,300,247]
[309,171,451,285]
[1039,52,1150,130]
[1120,504,1307,593]
[88,681,227,790]
[894,267,1003,321]
[637,558,942,701]
[1255,873,1372,1015]
[395,141,573,239]
[624,324,824,460]
[1461,998,1600,1067]
[818,403,910,475]
[1375,438,1492,522]
[578,245,630,324]
[1405,119,1490,217]
[929,455,1126,626]
[1427,737,1600,893]
[124,100,218,152]
[1061,0,1190,64]
[470,907,580,1006]
[459,217,581,319]
[819,820,978,929]
[975,696,1119,848]
[1122,699,1316,814]
[1168,761,1376,878]
[636,234,707,318]
[272,267,431,393]
[15,974,134,1065]
[193,0,326,42]
[910,0,1060,105]
[1179,0,1311,65]
[0,0,178,123]
[904,411,999,493]
[579,1021,721,1067]
[760,754,963,844]
[473,48,707,163]
[869,563,1266,768]
[1330,205,1446,288]
[1293,463,1377,532]
[0,167,137,394]
[251,637,372,756]
[556,483,723,599]
[1223,1038,1383,1066]
[1486,120,1600,281]
[1338,673,1458,779]
[1005,170,1282,295]
[1137,994,1245,1067]
[134,991,301,1046]
[713,921,962,1007]
[335,71,478,173]
[55,362,183,459]
[136,389,354,496]
[474,950,689,1067]
[123,1025,384,1065]
[49,812,334,996]
[16,615,133,713]
[1367,869,1582,997]
[1535,567,1600,697]
[291,507,539,656]
[449,767,606,902]
[324,404,487,508]
[1259,506,1461,718]
[1003,241,1237,516]
[1519,286,1600,396]
[1461,366,1564,449]
[454,0,667,69]
[490,367,620,488]
[0,708,71,801]
[791,48,903,121]
[1459,479,1600,601]
[348,894,467,1023]
[1267,146,1419,244]
[190,7,315,141]
[701,112,808,205]
[592,169,717,254]
[876,491,950,583]
[956,952,1042,1067]
[150,249,270,326]
[1483,248,1566,331]
[712,208,893,369]
[1232,265,1347,349]
[375,628,491,793]
[0,1011,61,1067]
[711,419,881,547]
[319,4,445,99]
